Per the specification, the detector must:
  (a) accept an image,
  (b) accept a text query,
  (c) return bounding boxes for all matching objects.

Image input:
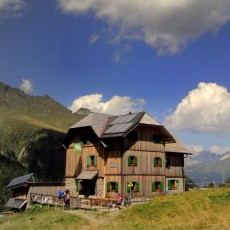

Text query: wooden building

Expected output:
[62,112,190,199]
[5,173,65,210]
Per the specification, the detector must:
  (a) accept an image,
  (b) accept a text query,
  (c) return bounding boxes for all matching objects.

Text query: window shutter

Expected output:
[168,180,172,190]
[76,181,79,192]
[94,156,97,166]
[160,182,164,191]
[115,182,119,192]
[107,182,110,192]
[136,182,140,192]
[152,182,156,192]
[128,156,131,166]
[134,157,138,166]
[127,182,131,192]
[160,158,163,167]
[86,156,90,166]
[154,157,157,167]
[86,136,90,144]
[176,180,179,189]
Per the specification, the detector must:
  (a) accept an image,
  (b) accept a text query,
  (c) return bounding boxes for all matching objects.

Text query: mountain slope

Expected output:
[0,82,89,211]
[185,151,230,186]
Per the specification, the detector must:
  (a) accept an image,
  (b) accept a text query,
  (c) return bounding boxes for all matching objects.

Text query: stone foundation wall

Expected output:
[65,177,78,197]
[96,178,104,197]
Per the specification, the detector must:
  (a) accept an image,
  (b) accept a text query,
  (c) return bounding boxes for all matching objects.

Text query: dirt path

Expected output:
[64,207,123,229]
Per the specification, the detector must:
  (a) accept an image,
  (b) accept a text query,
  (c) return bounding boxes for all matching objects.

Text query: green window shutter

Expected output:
[86,136,90,144]
[168,180,172,190]
[134,157,138,166]
[136,182,140,192]
[154,157,157,167]
[152,182,156,192]
[86,156,90,166]
[94,156,97,166]
[127,182,131,192]
[76,181,79,191]
[115,182,119,192]
[128,156,131,166]
[160,182,164,191]
[160,158,163,167]
[107,182,110,192]
[176,180,179,189]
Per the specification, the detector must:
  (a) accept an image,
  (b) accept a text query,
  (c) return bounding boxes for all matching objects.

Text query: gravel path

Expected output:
[64,207,123,229]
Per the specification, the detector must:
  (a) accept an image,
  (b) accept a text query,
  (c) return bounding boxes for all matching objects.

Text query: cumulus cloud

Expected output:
[0,0,25,18]
[58,0,230,54]
[20,79,33,94]
[164,82,230,134]
[68,93,146,115]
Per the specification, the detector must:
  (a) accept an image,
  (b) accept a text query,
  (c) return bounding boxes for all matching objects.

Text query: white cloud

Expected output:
[58,0,230,54]
[0,0,25,18]
[188,145,204,156]
[210,145,230,155]
[68,94,146,115]
[164,82,230,134]
[88,33,100,45]
[20,79,33,94]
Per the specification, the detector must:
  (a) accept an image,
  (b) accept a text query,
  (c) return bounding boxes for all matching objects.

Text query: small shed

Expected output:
[5,173,65,210]
[4,173,34,210]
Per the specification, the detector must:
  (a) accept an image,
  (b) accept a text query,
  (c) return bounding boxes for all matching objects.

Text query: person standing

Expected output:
[64,189,70,210]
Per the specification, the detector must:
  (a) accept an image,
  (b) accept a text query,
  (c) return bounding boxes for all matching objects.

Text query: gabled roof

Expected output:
[63,111,176,144]
[70,112,111,137]
[6,173,33,189]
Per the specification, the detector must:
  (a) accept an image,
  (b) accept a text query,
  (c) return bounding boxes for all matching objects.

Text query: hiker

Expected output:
[64,189,70,210]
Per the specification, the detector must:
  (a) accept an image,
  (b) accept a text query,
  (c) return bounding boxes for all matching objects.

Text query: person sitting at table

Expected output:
[116,193,124,209]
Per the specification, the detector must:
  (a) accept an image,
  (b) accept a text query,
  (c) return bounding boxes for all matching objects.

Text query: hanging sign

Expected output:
[72,142,83,153]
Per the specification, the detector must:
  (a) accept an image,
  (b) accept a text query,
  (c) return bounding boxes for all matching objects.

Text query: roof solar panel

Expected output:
[104,122,133,134]
[110,113,137,125]
[7,173,33,188]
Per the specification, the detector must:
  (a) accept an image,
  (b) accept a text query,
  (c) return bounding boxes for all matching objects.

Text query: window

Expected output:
[153,157,162,167]
[127,132,137,142]
[152,182,164,192]
[166,159,171,169]
[152,134,164,144]
[86,155,97,166]
[168,180,179,190]
[127,182,140,192]
[107,182,119,192]
[128,156,138,166]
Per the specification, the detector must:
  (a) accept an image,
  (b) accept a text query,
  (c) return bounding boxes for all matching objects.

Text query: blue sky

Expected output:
[0,0,230,155]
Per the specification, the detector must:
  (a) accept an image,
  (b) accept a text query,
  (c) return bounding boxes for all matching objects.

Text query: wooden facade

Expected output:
[62,112,189,199]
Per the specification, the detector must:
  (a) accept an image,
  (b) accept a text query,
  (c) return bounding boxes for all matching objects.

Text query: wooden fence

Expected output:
[30,193,127,211]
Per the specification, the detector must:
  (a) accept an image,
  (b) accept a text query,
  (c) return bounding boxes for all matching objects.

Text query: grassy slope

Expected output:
[1,188,230,230]
[0,82,86,211]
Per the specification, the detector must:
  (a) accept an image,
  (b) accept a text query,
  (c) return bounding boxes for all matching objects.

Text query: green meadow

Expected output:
[1,187,230,230]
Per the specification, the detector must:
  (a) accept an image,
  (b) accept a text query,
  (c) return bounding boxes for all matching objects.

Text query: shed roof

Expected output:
[4,198,27,210]
[6,173,33,189]
[76,171,99,180]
